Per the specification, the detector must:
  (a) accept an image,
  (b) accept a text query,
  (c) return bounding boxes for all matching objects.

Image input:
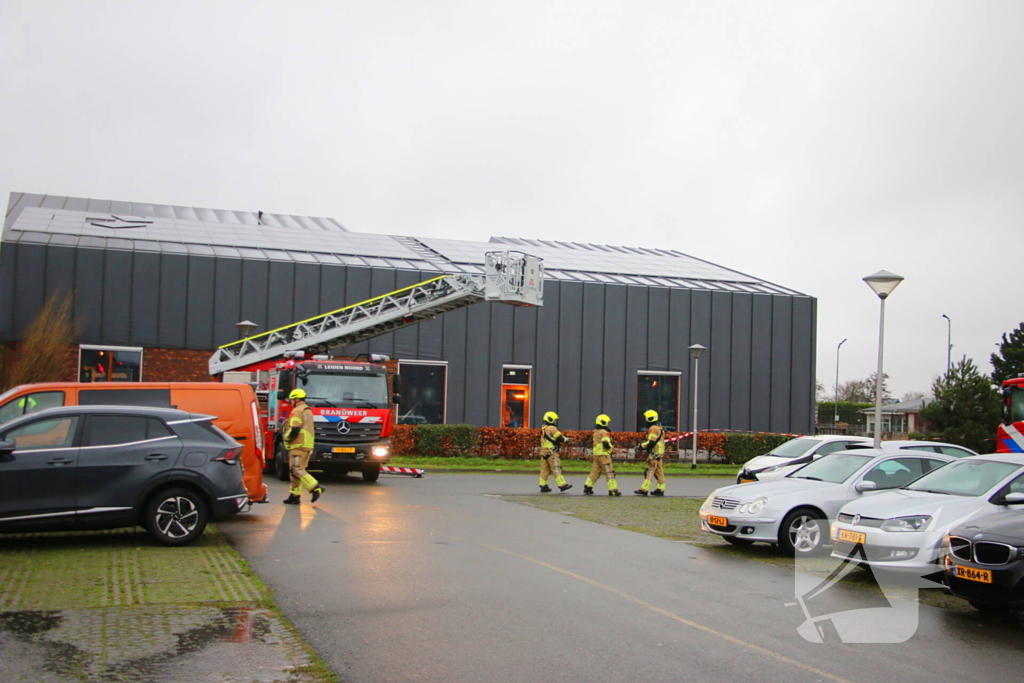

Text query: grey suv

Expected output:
[0,405,248,546]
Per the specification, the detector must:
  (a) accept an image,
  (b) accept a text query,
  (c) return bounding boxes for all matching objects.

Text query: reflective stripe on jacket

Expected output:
[644,425,665,456]
[593,428,613,456]
[540,425,563,450]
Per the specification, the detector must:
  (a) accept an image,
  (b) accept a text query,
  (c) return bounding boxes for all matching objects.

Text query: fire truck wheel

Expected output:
[362,465,380,483]
[274,444,290,482]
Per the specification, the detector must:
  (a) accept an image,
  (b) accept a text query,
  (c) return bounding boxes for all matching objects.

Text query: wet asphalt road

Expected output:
[221,473,1024,683]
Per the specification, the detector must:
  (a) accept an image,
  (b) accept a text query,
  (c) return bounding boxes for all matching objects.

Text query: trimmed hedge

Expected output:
[414,424,478,457]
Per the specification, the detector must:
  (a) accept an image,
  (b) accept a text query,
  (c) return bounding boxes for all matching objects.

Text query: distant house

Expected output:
[861,397,931,436]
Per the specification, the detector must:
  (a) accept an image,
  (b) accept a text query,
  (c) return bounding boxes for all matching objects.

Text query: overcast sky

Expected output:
[1,1,1020,399]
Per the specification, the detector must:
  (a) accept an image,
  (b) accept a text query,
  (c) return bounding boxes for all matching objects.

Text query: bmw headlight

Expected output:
[738,497,768,515]
[881,515,932,532]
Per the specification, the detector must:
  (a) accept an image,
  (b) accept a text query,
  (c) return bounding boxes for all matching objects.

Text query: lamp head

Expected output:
[862,270,904,299]
[688,343,706,360]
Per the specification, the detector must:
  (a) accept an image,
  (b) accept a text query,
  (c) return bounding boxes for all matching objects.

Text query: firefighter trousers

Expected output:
[585,454,618,491]
[638,456,666,492]
[288,448,319,496]
[539,449,568,487]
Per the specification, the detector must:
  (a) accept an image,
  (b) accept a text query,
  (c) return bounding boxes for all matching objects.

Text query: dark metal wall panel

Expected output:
[240,260,269,337]
[416,269,445,360]
[158,254,188,348]
[709,291,733,429]
[212,257,243,347]
[292,264,322,323]
[729,293,753,431]
[533,281,560,424]
[319,264,347,312]
[749,294,774,431]
[580,283,606,426]
[770,295,793,433]
[668,288,693,424]
[440,306,468,423]
[463,303,491,426]
[511,302,538,367]
[266,262,296,333]
[340,267,371,357]
[393,270,424,359]
[13,244,47,337]
[44,245,77,302]
[624,286,649,428]
[791,296,815,433]
[102,250,133,344]
[601,284,627,426]
[689,291,712,429]
[647,287,670,371]
[0,244,18,338]
[75,249,105,342]
[556,281,584,428]
[130,252,161,346]
[489,301,515,423]
[185,256,215,349]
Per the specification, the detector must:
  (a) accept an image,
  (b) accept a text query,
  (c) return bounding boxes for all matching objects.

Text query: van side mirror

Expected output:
[277,390,287,401]
[855,481,878,493]
[0,439,15,456]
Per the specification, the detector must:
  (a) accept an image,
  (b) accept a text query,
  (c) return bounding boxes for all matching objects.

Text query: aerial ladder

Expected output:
[208,251,544,375]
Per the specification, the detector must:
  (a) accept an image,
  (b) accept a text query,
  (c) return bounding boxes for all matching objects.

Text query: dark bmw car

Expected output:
[0,405,248,546]
[943,507,1024,611]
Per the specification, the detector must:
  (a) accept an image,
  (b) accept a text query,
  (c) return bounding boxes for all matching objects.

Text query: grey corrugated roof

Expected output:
[2,192,807,296]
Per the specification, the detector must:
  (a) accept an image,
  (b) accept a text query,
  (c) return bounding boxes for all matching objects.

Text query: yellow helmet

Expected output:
[644,410,659,423]
[543,411,559,425]
[288,388,307,400]
[595,414,611,428]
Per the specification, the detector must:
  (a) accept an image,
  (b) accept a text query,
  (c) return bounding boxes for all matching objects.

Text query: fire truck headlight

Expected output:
[372,446,390,458]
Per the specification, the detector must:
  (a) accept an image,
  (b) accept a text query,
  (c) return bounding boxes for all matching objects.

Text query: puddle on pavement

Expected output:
[0,605,315,682]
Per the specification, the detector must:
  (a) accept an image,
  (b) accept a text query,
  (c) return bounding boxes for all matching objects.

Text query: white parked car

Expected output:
[735,435,872,484]
[702,448,953,556]
[831,454,1024,574]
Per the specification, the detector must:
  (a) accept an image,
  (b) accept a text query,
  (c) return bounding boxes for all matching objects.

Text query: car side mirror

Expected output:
[0,439,15,456]
[855,481,878,493]
[1003,492,1024,505]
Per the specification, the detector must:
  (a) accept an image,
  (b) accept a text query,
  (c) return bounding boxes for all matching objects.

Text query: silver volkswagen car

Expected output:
[701,448,953,556]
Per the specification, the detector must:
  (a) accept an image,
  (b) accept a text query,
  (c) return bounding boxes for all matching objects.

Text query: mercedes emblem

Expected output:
[336,420,352,435]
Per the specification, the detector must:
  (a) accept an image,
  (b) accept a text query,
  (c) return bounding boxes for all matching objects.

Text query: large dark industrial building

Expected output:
[0,192,817,434]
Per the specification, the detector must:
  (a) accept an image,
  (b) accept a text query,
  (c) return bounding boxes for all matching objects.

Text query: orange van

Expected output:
[0,382,267,504]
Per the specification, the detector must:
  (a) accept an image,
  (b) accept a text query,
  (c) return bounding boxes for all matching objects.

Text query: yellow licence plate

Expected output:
[332,447,356,453]
[835,529,866,544]
[955,565,993,584]
[707,515,729,527]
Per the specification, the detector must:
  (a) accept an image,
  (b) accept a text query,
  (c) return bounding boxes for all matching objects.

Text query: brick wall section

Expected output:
[0,343,214,388]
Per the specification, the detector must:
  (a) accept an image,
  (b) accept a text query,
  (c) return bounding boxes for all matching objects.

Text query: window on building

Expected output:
[636,373,679,431]
[501,366,531,428]
[397,362,447,425]
[79,346,143,382]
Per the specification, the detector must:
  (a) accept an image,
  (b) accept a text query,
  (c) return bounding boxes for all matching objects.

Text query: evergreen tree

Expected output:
[991,322,1024,386]
[920,357,1002,453]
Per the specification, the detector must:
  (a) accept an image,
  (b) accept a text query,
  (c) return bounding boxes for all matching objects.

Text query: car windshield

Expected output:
[766,437,818,459]
[905,459,1022,497]
[787,452,872,483]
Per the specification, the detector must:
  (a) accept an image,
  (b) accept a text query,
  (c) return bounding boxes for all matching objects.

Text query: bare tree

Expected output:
[5,289,79,389]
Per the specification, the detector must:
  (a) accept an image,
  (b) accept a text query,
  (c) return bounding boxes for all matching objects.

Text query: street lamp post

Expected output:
[941,314,951,376]
[688,344,706,470]
[834,338,847,426]
[863,271,904,449]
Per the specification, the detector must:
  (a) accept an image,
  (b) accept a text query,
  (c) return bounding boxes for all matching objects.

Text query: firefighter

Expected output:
[635,410,667,496]
[584,414,621,496]
[282,388,325,505]
[538,411,573,493]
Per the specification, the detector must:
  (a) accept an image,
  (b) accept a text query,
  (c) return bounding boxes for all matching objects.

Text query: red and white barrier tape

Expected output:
[381,465,425,478]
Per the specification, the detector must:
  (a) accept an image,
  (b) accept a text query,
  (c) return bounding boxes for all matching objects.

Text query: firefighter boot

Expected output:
[651,488,665,497]
[555,474,572,492]
[634,488,648,496]
[283,494,301,505]
[559,483,573,492]
[608,489,622,497]
[583,485,594,495]
[311,486,326,503]
[540,485,553,493]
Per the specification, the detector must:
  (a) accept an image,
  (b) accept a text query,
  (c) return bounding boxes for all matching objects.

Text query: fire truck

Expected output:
[208,251,543,482]
[997,376,1024,453]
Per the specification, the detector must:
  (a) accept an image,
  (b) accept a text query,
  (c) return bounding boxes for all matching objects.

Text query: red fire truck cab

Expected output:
[997,377,1024,454]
